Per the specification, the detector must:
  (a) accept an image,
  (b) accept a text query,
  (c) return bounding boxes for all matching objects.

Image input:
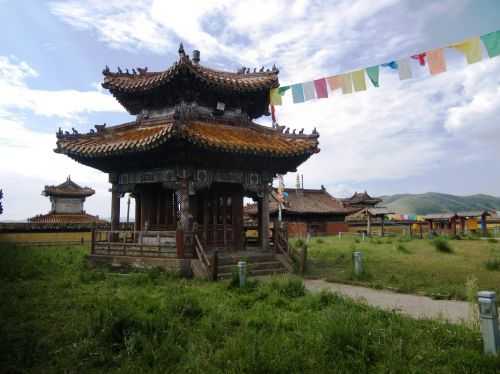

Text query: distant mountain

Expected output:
[379,192,500,215]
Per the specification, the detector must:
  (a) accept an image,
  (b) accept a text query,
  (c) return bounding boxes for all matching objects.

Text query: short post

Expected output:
[338,232,342,240]
[211,250,218,281]
[300,244,308,275]
[352,251,363,276]
[362,232,365,241]
[477,291,500,355]
[90,228,95,254]
[238,261,247,287]
[176,228,184,259]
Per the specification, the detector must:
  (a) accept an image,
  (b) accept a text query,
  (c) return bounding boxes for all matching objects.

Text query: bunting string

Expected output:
[270,29,500,107]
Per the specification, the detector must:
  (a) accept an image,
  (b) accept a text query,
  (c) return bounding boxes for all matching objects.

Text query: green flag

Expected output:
[481,30,500,58]
[366,65,379,87]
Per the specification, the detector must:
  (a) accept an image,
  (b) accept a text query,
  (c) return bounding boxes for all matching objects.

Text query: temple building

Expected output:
[29,176,104,224]
[342,191,382,209]
[246,186,355,237]
[54,45,319,277]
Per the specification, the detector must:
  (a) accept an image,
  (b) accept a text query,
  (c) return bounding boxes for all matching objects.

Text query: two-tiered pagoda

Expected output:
[29,176,104,224]
[55,45,319,275]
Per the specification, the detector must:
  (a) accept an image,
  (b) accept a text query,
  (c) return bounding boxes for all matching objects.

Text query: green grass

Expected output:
[1,245,499,372]
[303,234,500,300]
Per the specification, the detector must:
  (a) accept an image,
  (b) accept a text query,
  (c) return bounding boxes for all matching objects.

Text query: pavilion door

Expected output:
[198,186,243,251]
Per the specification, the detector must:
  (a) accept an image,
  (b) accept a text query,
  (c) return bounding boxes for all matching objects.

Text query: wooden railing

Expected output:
[194,233,218,281]
[273,222,303,273]
[91,229,177,258]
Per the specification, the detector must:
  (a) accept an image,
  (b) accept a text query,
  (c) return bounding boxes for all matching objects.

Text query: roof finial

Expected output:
[67,175,71,181]
[178,43,185,57]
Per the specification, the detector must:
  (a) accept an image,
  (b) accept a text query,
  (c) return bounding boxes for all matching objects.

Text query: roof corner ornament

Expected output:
[299,128,304,134]
[178,42,186,57]
[56,127,63,138]
[102,65,110,76]
[137,66,148,75]
[272,64,279,73]
[259,66,265,72]
[312,127,318,136]
[117,66,123,74]
[95,123,106,133]
[237,66,246,74]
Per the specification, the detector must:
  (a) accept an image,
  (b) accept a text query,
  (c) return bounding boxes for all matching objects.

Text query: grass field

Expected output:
[1,245,499,372]
[303,234,500,300]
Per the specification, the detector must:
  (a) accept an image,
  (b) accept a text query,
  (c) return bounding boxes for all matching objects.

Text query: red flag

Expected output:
[411,53,426,66]
[313,78,328,98]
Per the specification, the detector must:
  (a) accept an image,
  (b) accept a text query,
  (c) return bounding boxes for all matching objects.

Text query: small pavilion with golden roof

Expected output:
[54,44,319,275]
[29,176,104,224]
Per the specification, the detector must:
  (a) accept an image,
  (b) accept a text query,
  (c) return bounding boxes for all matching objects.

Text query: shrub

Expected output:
[354,238,360,244]
[315,237,324,244]
[484,258,500,271]
[432,237,453,253]
[395,243,410,254]
[488,238,498,244]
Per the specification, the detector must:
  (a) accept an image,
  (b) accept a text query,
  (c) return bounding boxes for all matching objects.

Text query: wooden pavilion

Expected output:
[342,191,382,209]
[424,211,491,237]
[54,45,319,277]
[245,186,355,237]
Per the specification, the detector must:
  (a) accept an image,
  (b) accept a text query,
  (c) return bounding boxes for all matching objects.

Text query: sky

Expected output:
[1,0,500,221]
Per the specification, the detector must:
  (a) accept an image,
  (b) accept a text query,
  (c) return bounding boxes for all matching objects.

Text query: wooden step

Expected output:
[218,267,288,279]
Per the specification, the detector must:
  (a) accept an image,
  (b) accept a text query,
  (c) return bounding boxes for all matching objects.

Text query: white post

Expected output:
[352,251,363,276]
[338,232,342,240]
[362,232,365,241]
[238,261,247,287]
[477,291,500,355]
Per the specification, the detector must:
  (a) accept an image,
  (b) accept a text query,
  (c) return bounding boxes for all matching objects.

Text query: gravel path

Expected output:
[304,279,473,324]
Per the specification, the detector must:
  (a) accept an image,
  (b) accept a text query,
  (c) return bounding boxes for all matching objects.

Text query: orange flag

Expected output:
[427,48,447,75]
[326,75,343,91]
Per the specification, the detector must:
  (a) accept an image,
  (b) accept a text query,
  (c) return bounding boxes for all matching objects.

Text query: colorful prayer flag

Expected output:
[381,61,398,70]
[481,30,500,58]
[326,75,343,91]
[427,48,447,75]
[302,81,315,101]
[269,88,282,106]
[351,70,367,91]
[291,83,305,103]
[341,73,353,94]
[411,53,426,66]
[397,59,412,80]
[313,78,328,98]
[278,86,291,95]
[366,65,379,87]
[452,37,482,64]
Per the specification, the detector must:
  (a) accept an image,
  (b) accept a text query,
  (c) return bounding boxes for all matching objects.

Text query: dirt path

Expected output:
[304,279,473,324]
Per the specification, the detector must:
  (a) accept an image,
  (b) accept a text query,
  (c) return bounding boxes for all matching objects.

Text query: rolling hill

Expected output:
[379,192,500,215]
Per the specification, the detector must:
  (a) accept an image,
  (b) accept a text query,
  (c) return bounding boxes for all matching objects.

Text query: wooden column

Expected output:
[257,198,263,245]
[111,186,120,232]
[481,214,488,237]
[380,215,385,237]
[419,223,423,239]
[260,188,270,250]
[367,214,372,237]
[134,193,141,231]
[452,217,457,237]
[178,178,191,232]
[460,218,465,235]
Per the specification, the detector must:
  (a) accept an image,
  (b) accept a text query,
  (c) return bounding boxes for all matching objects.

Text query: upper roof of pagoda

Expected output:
[101,43,279,118]
[43,176,95,198]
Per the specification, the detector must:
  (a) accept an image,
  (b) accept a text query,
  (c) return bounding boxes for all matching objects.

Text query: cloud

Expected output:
[0,56,127,220]
[0,56,123,119]
[49,0,450,79]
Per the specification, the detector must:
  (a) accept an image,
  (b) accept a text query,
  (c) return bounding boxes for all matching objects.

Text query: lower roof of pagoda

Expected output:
[55,115,320,164]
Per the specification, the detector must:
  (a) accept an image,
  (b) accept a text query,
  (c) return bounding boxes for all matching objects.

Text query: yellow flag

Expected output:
[341,73,353,94]
[352,70,367,91]
[453,37,483,64]
[269,88,282,105]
